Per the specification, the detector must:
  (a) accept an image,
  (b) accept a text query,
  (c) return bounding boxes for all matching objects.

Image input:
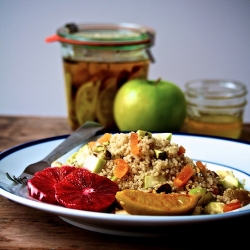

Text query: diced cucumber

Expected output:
[216,170,234,178]
[217,170,243,189]
[219,175,240,189]
[154,150,167,160]
[84,155,106,173]
[136,130,152,138]
[66,144,90,167]
[198,192,214,206]
[189,187,206,195]
[189,188,214,206]
[66,152,78,166]
[165,133,172,141]
[204,202,225,214]
[144,175,167,188]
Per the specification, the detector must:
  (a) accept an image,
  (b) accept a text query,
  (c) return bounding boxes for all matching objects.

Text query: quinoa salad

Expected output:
[51,130,250,215]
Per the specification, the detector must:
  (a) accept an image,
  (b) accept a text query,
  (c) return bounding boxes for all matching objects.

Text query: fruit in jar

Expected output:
[75,79,101,125]
[63,59,149,130]
[63,60,90,89]
[64,73,77,128]
[113,78,187,132]
[115,189,201,215]
[96,76,117,128]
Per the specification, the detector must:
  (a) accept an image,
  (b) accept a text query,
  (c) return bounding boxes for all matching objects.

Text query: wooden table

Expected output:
[0,115,250,249]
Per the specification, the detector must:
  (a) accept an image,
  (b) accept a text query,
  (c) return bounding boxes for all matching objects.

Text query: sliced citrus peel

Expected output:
[96,76,117,127]
[88,133,111,150]
[97,133,111,144]
[223,200,242,213]
[75,79,101,125]
[177,145,186,156]
[130,132,139,155]
[173,164,194,187]
[111,159,129,181]
[115,189,201,215]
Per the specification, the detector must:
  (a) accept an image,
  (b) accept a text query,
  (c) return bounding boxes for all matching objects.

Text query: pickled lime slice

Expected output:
[64,73,73,114]
[96,77,117,127]
[75,79,101,125]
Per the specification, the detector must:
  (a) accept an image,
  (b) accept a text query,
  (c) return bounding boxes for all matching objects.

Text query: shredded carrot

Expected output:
[223,201,242,213]
[177,146,186,156]
[88,141,96,149]
[130,132,140,155]
[196,161,206,172]
[113,159,129,179]
[174,164,194,187]
[88,133,111,149]
[97,133,111,144]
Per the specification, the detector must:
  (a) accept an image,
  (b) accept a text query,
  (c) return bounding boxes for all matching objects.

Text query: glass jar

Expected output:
[185,79,248,139]
[46,23,155,130]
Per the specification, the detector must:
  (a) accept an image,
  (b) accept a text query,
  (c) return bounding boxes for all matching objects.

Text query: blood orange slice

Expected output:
[27,166,75,204]
[55,168,119,211]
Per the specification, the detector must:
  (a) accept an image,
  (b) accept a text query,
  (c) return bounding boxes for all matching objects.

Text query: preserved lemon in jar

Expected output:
[46,23,155,130]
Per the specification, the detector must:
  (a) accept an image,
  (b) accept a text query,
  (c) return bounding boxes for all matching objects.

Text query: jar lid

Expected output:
[46,23,155,49]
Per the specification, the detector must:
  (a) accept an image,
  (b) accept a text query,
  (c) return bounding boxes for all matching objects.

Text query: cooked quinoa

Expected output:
[96,133,219,193]
[61,131,250,215]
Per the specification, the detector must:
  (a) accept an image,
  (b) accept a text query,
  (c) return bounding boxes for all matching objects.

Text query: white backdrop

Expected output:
[0,0,249,122]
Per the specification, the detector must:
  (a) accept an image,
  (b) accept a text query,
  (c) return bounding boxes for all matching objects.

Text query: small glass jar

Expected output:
[46,23,155,130]
[185,79,248,139]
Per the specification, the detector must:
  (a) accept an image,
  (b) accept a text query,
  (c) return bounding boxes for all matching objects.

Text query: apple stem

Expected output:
[155,78,161,85]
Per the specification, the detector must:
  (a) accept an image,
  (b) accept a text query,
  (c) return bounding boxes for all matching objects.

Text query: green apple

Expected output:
[113,78,186,132]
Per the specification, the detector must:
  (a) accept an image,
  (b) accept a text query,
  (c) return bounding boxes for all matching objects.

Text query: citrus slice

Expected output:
[55,168,119,211]
[75,79,101,125]
[27,166,76,204]
[64,72,73,115]
[96,76,117,127]
[70,64,89,88]
[115,190,201,215]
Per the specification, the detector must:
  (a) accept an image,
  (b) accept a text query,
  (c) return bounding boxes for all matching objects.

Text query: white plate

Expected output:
[1,133,250,237]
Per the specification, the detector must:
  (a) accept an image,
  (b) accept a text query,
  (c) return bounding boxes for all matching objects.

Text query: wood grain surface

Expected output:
[0,115,249,249]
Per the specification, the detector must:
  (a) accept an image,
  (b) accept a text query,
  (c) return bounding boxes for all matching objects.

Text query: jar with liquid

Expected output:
[46,23,155,130]
[185,79,248,139]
